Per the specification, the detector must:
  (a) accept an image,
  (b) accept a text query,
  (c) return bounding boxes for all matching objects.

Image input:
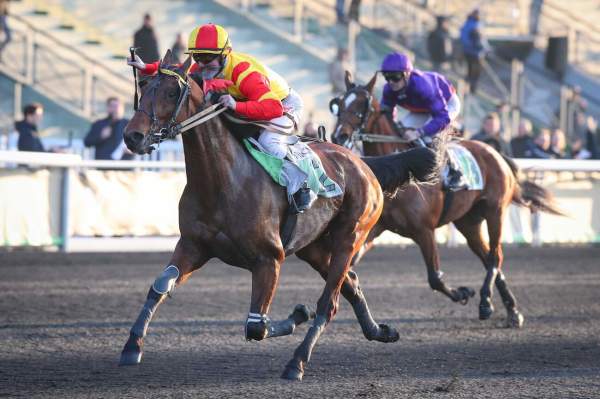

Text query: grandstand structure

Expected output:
[0,0,600,150]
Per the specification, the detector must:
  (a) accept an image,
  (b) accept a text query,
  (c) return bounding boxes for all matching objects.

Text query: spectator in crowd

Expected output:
[171,32,186,64]
[303,112,318,139]
[471,112,511,155]
[84,97,132,160]
[16,103,46,152]
[348,0,361,22]
[133,13,159,63]
[427,15,452,71]
[329,47,351,96]
[572,116,599,160]
[335,0,361,24]
[460,9,487,94]
[510,118,534,158]
[0,0,11,62]
[335,0,346,24]
[524,128,553,158]
[549,128,568,158]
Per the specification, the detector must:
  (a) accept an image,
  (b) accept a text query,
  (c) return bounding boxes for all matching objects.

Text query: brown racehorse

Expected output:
[331,72,565,328]
[119,51,437,381]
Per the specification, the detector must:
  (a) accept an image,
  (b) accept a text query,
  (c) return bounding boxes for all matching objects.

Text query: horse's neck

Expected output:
[363,112,407,156]
[181,117,250,194]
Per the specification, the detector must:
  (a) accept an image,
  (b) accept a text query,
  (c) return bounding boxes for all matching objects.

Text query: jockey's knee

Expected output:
[258,131,287,159]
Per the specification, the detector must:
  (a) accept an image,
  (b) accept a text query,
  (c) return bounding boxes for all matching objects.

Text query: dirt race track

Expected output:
[1,245,599,398]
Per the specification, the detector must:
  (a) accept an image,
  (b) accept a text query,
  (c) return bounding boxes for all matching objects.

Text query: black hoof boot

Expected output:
[479,302,494,320]
[291,187,311,214]
[281,361,304,381]
[119,334,143,366]
[290,304,315,325]
[456,286,476,305]
[245,320,268,341]
[372,323,400,343]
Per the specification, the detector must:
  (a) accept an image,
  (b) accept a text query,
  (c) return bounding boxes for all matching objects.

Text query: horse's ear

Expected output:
[179,55,192,75]
[365,73,377,94]
[161,49,173,66]
[344,70,354,90]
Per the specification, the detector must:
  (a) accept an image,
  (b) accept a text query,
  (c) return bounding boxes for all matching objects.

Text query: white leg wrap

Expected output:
[152,265,180,295]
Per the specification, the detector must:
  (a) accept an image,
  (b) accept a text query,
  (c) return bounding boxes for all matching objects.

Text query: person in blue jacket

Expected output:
[460,9,488,94]
[379,52,466,190]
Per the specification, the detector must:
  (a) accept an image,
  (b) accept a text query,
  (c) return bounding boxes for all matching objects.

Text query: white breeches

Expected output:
[400,93,461,130]
[258,88,304,159]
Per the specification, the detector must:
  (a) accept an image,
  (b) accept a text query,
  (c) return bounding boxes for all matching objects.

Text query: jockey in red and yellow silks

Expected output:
[127,23,311,212]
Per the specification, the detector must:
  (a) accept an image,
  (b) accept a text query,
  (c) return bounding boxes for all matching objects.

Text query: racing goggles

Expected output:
[192,52,221,65]
[382,72,406,82]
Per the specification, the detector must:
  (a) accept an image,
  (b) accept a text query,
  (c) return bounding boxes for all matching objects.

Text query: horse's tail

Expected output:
[362,147,438,193]
[501,154,567,216]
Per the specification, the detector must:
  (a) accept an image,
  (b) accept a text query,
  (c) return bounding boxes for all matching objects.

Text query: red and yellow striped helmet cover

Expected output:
[186,24,231,54]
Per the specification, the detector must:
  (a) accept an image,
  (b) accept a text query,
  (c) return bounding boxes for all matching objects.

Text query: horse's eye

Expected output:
[168,90,178,98]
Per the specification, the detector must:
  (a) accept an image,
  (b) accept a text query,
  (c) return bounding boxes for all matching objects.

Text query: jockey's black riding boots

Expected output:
[292,184,311,214]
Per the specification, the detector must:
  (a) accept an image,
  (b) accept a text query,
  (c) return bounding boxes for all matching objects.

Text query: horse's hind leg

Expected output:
[297,239,399,343]
[245,255,314,341]
[119,238,210,366]
[282,218,375,381]
[454,213,524,327]
[413,229,475,304]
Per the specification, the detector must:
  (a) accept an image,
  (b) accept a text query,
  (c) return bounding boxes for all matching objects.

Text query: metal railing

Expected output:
[2,150,599,251]
[0,14,132,121]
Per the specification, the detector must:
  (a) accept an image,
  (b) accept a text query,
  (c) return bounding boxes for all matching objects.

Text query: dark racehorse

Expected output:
[331,72,565,328]
[119,51,436,381]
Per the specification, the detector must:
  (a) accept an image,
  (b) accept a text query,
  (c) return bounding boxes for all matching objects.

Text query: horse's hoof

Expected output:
[281,364,304,381]
[506,310,525,328]
[373,323,400,343]
[479,304,494,320]
[456,287,476,305]
[119,350,142,366]
[290,304,314,325]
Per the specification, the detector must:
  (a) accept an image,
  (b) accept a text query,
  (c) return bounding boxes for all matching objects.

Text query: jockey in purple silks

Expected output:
[379,52,466,190]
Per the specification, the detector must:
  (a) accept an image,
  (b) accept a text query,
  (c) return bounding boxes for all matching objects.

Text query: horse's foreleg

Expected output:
[245,256,313,341]
[119,238,210,366]
[414,229,475,304]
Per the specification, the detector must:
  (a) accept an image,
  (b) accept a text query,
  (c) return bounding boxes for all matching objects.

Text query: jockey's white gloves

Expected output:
[219,94,237,110]
[127,54,146,70]
[403,128,421,142]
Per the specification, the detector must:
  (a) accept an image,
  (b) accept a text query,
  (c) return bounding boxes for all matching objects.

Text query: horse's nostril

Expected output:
[124,131,146,153]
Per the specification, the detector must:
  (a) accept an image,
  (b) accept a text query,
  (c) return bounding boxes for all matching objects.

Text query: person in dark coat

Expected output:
[171,32,186,63]
[427,16,452,71]
[84,97,132,160]
[510,119,534,158]
[16,103,45,152]
[471,112,512,156]
[133,14,159,63]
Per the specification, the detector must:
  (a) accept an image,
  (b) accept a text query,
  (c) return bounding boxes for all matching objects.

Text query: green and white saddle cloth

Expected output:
[244,137,343,198]
[444,142,484,190]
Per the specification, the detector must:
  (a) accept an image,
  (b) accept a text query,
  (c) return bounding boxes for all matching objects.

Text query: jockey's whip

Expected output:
[129,47,139,111]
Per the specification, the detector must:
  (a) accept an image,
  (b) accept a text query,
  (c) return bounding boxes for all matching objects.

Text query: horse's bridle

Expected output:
[135,68,226,147]
[333,86,410,147]
[334,86,374,138]
[135,68,190,145]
